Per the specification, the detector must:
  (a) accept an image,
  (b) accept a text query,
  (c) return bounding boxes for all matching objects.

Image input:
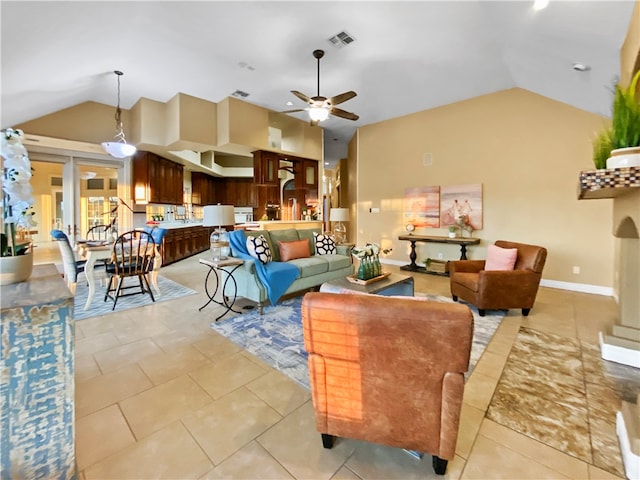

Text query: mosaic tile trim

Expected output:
[579,166,640,194]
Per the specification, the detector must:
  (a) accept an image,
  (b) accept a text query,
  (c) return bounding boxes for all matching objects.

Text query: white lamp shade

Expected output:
[203,204,235,227]
[329,208,349,222]
[101,142,136,158]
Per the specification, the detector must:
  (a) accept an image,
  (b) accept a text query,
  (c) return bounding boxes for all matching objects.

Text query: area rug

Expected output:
[210,294,504,390]
[486,326,640,478]
[73,275,197,321]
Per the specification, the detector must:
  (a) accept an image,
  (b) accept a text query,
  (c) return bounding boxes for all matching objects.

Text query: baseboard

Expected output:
[381,260,614,297]
[540,279,613,297]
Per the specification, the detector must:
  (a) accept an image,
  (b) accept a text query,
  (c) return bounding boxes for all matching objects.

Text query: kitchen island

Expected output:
[236,220,323,231]
[146,222,212,265]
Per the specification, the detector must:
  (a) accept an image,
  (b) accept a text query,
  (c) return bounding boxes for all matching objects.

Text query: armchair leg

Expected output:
[452,295,458,301]
[432,456,448,475]
[478,309,486,317]
[321,433,335,449]
[522,308,530,316]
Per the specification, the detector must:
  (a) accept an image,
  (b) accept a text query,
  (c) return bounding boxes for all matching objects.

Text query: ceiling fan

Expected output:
[284,49,359,126]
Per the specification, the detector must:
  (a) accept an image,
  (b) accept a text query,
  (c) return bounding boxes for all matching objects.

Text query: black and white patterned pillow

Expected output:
[246,234,272,264]
[313,232,336,255]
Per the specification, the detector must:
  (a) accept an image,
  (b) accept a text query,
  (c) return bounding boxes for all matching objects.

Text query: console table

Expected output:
[398,234,480,274]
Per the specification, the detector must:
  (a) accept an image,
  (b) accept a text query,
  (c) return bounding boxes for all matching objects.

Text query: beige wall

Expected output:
[351,87,614,288]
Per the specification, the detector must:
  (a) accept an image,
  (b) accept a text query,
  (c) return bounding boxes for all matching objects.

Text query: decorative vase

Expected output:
[357,259,368,280]
[448,231,457,239]
[606,147,640,169]
[0,252,34,286]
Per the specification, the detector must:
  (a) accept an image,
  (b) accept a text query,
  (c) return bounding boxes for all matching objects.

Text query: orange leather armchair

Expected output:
[301,292,473,475]
[449,240,547,317]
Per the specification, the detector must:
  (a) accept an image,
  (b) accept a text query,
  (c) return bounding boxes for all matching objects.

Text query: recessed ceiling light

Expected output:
[572,63,591,72]
[285,101,293,106]
[533,0,549,11]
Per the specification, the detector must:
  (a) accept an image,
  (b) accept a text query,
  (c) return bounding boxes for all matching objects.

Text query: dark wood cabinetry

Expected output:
[133,151,184,205]
[253,150,279,186]
[191,172,224,205]
[162,226,211,266]
[224,177,256,207]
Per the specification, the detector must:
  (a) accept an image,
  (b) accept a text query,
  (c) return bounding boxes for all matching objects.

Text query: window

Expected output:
[87,178,104,190]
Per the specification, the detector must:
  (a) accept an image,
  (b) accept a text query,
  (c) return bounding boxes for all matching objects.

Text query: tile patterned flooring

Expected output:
[36,243,635,479]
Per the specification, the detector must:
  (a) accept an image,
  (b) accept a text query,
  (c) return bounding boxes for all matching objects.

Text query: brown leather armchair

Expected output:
[449,240,547,317]
[301,292,474,475]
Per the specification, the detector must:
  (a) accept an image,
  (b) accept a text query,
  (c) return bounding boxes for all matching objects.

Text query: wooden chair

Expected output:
[104,230,156,310]
[86,224,112,241]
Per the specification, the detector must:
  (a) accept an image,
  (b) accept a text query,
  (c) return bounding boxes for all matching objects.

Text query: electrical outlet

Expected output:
[437,253,444,260]
[572,266,580,275]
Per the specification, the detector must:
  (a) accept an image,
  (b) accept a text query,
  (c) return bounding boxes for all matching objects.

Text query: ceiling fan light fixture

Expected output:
[309,106,330,122]
[102,70,137,159]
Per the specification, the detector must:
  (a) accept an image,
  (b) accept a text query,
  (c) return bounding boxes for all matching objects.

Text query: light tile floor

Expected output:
[36,242,629,479]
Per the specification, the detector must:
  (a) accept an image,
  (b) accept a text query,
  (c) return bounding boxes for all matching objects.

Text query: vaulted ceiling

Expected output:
[1,1,636,168]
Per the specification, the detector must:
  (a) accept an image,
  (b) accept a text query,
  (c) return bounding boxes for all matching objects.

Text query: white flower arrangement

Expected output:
[351,242,392,259]
[1,128,35,256]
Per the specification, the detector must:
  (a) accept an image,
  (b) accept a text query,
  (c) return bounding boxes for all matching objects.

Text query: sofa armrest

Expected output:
[336,245,353,256]
[449,260,485,274]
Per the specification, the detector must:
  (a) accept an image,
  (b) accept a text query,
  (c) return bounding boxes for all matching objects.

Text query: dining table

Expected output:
[76,240,163,310]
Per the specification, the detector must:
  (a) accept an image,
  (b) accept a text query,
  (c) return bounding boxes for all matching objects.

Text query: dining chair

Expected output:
[104,230,156,310]
[50,229,86,294]
[86,224,113,241]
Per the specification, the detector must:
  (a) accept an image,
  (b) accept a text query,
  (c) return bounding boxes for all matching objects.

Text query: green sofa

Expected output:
[225,227,354,313]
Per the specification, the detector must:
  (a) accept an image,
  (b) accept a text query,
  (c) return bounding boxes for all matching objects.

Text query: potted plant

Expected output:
[593,70,640,169]
[448,225,457,238]
[1,128,36,285]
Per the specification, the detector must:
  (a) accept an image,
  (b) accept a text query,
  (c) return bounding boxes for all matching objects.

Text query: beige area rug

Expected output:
[486,327,640,477]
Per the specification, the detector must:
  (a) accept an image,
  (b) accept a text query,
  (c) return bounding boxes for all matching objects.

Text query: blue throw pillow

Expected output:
[246,234,272,264]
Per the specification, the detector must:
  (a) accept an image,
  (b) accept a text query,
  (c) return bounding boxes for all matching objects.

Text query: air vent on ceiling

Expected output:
[327,31,356,48]
[232,90,249,98]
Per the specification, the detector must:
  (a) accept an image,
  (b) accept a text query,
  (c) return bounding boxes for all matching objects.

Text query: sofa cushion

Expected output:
[313,232,336,255]
[485,244,517,271]
[269,229,300,261]
[319,254,352,272]
[288,256,329,278]
[298,228,322,255]
[279,239,311,262]
[246,234,272,264]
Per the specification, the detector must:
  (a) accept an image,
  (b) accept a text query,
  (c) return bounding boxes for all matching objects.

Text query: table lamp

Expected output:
[329,208,349,243]
[203,204,235,261]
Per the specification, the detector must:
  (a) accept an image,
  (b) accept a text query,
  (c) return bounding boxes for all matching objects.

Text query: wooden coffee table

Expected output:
[321,272,414,297]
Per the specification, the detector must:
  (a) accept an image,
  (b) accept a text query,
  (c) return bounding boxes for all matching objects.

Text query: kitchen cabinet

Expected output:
[224,177,256,207]
[133,151,184,205]
[162,226,211,266]
[253,150,279,186]
[255,185,280,220]
[192,172,223,205]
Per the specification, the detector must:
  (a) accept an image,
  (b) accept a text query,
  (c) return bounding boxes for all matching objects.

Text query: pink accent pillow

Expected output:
[484,244,518,271]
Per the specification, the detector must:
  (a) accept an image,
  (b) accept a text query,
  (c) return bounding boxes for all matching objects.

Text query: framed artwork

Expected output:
[404,186,440,228]
[440,184,483,229]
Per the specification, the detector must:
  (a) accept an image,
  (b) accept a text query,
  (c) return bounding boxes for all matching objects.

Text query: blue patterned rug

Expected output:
[211,294,505,389]
[73,275,197,321]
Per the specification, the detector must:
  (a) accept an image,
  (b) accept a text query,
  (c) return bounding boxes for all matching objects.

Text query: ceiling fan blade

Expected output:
[282,109,306,113]
[328,91,357,106]
[330,107,359,121]
[291,90,311,104]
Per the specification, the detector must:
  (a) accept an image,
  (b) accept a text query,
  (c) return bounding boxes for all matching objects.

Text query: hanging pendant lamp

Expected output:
[101,70,136,159]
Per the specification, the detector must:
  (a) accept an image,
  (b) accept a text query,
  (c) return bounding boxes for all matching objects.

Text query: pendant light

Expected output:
[101,70,136,159]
